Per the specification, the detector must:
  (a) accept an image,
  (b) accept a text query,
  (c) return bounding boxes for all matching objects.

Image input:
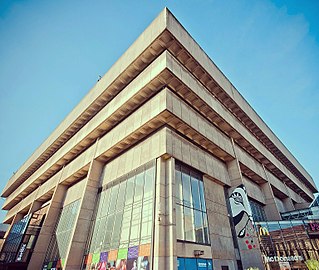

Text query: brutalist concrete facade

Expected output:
[0,8,316,270]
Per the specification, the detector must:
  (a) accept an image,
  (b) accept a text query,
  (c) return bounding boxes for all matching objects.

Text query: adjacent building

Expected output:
[0,8,317,270]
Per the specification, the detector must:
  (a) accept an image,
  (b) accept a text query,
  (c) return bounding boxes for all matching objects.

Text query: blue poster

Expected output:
[177,257,213,270]
[177,257,185,270]
[185,258,197,270]
[197,258,207,269]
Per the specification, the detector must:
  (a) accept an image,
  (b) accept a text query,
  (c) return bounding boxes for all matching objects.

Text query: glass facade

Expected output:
[83,163,155,270]
[0,205,48,265]
[43,199,80,270]
[249,199,267,222]
[256,220,319,269]
[175,163,210,245]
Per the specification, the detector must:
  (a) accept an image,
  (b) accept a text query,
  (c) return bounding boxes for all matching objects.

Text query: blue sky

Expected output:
[0,0,318,222]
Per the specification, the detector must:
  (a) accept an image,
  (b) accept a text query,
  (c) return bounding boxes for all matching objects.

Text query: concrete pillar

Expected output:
[27,200,43,216]
[227,159,244,190]
[261,165,281,220]
[166,157,176,270]
[27,169,67,270]
[63,159,104,270]
[282,183,295,212]
[153,156,176,270]
[203,176,236,269]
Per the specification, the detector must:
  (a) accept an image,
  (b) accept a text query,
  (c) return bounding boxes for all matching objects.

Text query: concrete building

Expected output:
[0,8,317,270]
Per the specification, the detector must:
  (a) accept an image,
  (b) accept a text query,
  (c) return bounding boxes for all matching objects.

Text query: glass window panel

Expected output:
[134,172,144,202]
[116,182,127,211]
[111,211,123,249]
[102,188,111,217]
[125,176,135,206]
[119,208,132,248]
[102,214,115,250]
[194,210,204,244]
[184,206,195,242]
[176,167,183,205]
[191,177,201,210]
[95,216,107,252]
[144,166,155,199]
[176,204,184,240]
[203,212,210,244]
[182,168,192,208]
[140,201,153,244]
[198,181,206,212]
[129,205,142,246]
[96,192,105,219]
[90,219,101,252]
[108,185,119,214]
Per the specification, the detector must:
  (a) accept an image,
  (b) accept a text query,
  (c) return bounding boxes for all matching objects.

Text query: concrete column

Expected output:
[153,156,176,270]
[27,169,67,270]
[166,157,176,270]
[27,200,43,216]
[227,159,244,190]
[282,183,295,211]
[203,176,236,269]
[63,159,104,270]
[261,165,281,220]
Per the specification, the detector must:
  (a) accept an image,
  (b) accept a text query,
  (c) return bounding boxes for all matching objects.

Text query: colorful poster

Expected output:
[100,252,108,262]
[118,248,128,259]
[108,250,118,261]
[128,246,139,259]
[127,258,138,270]
[137,256,150,270]
[90,262,98,270]
[56,259,62,269]
[138,244,151,257]
[86,254,92,270]
[92,253,100,264]
[61,258,65,268]
[107,260,116,270]
[116,259,127,270]
[97,261,107,270]
[51,261,57,270]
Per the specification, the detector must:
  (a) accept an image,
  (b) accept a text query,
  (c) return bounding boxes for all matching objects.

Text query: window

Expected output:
[175,163,210,245]
[1,205,48,264]
[249,199,267,222]
[43,200,80,268]
[83,163,156,270]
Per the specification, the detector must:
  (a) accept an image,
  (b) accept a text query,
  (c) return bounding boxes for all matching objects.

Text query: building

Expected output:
[0,8,317,270]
